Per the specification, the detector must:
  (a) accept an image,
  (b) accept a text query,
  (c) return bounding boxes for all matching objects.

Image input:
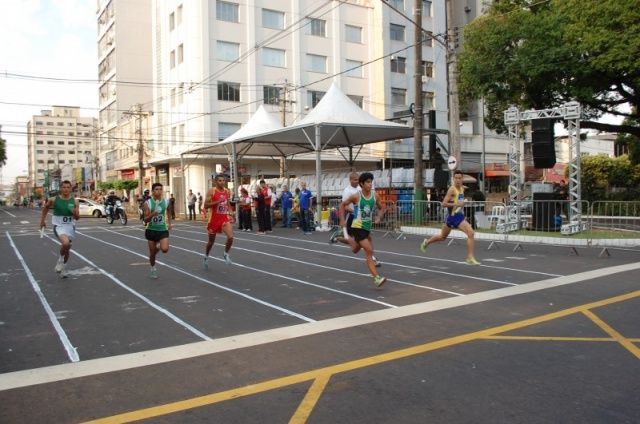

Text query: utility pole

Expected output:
[413,0,424,204]
[124,104,151,194]
[446,0,461,163]
[279,80,295,177]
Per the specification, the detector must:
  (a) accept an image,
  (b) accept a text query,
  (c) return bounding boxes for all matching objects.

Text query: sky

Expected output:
[0,0,97,185]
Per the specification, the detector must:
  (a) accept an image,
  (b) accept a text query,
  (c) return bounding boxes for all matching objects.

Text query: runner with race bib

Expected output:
[143,182,172,279]
[39,180,80,278]
[202,173,235,269]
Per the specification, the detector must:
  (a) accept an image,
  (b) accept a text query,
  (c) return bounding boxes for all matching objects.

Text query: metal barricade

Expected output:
[589,201,640,253]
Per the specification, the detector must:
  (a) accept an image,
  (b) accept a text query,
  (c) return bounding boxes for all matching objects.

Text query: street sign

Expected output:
[447,156,458,170]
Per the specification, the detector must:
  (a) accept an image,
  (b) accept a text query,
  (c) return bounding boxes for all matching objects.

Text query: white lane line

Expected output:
[20,220,29,224]
[0,208,17,217]
[43,234,211,341]
[505,257,527,260]
[481,258,504,263]
[5,232,79,363]
[77,231,315,323]
[173,228,517,286]
[105,228,399,308]
[167,232,462,297]
[234,232,563,278]
[4,260,640,391]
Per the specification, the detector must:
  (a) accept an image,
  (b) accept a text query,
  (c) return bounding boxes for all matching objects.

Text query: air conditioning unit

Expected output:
[390,55,396,60]
[421,75,428,83]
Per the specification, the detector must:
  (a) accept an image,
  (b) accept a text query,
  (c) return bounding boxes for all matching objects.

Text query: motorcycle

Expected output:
[106,200,128,225]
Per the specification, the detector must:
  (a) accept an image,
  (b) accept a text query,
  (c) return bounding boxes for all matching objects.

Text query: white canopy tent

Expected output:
[185,82,415,221]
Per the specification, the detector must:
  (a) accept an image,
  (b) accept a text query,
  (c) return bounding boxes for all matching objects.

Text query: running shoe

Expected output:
[60,265,69,279]
[223,252,232,265]
[420,239,429,253]
[466,257,481,266]
[203,257,209,270]
[373,275,387,288]
[329,227,340,244]
[372,255,381,268]
[54,257,64,273]
[150,267,158,279]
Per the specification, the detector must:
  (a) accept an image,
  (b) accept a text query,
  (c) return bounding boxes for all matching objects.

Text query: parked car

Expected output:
[78,198,106,217]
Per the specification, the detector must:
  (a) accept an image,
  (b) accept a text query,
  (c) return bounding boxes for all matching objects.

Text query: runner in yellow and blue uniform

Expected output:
[143,182,172,279]
[420,169,480,265]
[339,172,387,287]
[39,180,80,278]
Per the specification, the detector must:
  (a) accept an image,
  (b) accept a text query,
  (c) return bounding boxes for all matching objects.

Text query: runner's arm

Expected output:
[39,198,54,228]
[73,199,80,221]
[142,200,156,223]
[339,194,358,227]
[374,193,386,224]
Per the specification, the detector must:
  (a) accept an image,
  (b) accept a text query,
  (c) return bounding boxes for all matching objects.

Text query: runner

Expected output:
[330,171,381,267]
[39,180,79,278]
[202,174,234,269]
[339,172,387,287]
[420,169,481,265]
[143,182,172,279]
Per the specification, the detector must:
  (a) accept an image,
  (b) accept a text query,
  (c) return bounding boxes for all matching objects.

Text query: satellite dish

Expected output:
[447,156,458,170]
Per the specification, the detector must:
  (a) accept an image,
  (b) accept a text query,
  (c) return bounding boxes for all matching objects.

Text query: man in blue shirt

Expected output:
[280,184,294,228]
[298,182,313,234]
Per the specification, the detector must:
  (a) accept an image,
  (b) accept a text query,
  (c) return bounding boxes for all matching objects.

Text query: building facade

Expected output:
[97,0,153,184]
[26,106,98,194]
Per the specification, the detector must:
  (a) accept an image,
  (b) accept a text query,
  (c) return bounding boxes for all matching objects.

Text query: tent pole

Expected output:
[231,142,239,199]
[315,124,322,227]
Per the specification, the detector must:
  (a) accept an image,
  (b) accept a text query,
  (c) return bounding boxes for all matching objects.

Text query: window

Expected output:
[306,18,326,37]
[217,1,239,23]
[178,87,184,104]
[59,160,65,164]
[389,0,404,9]
[347,95,363,108]
[68,150,75,154]
[179,124,185,143]
[68,132,74,136]
[423,31,433,47]
[36,150,44,154]
[178,44,184,63]
[69,160,75,164]
[169,12,175,31]
[57,141,65,145]
[308,90,325,108]
[262,47,285,67]
[46,122,53,126]
[423,0,432,17]
[306,54,327,73]
[47,141,54,145]
[171,126,177,143]
[35,121,43,125]
[345,59,363,78]
[57,122,64,126]
[423,91,435,110]
[170,50,176,68]
[263,86,282,105]
[216,41,239,61]
[262,9,284,29]
[68,141,75,145]
[391,56,406,73]
[177,5,183,25]
[390,24,405,41]
[36,140,43,145]
[391,88,406,106]
[422,60,434,78]
[218,81,240,102]
[345,25,362,43]
[68,123,73,126]
[47,150,54,154]
[171,88,176,107]
[218,122,241,141]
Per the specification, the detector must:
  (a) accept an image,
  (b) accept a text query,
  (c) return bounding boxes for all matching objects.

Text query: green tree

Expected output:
[97,181,114,191]
[459,0,640,137]
[580,154,640,202]
[0,135,7,166]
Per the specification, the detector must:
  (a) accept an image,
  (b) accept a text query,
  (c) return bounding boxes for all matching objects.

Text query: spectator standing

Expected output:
[270,185,278,227]
[168,193,176,220]
[254,181,267,234]
[261,180,273,232]
[298,182,313,234]
[280,184,293,228]
[186,189,197,220]
[197,192,205,219]
[238,188,253,231]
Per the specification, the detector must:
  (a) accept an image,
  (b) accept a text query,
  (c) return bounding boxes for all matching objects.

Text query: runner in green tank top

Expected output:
[143,182,172,279]
[39,180,80,278]
[338,172,388,288]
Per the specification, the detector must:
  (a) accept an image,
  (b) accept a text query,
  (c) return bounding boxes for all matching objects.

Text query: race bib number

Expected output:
[152,215,164,224]
[62,216,73,223]
[217,201,228,214]
[361,206,372,221]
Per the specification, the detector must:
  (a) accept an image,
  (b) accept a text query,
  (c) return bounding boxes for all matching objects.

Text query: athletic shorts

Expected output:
[53,224,75,241]
[446,212,465,229]
[207,216,230,234]
[145,229,169,242]
[349,228,370,242]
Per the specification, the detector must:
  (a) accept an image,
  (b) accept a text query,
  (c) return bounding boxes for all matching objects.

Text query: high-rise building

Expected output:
[147,0,449,196]
[97,0,153,184]
[26,106,98,193]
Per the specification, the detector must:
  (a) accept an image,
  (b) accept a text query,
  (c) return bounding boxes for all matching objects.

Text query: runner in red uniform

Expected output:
[203,174,235,268]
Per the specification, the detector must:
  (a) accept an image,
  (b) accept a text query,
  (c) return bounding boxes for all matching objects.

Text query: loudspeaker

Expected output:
[531,119,556,168]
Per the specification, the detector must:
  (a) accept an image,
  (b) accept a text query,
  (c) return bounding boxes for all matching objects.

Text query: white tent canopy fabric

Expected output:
[184,82,415,222]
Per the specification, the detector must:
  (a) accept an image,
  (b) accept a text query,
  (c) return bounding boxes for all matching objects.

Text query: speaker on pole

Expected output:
[531,118,556,169]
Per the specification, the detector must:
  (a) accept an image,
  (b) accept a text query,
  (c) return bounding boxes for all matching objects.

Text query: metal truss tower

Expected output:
[499,102,585,234]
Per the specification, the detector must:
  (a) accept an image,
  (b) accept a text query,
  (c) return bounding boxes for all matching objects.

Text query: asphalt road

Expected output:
[1,206,639,423]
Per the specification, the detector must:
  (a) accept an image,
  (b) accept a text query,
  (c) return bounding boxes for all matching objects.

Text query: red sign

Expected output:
[121,169,135,180]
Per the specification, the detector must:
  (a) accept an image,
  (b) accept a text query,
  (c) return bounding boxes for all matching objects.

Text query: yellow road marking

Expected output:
[289,374,332,424]
[83,290,640,424]
[582,309,640,360]
[481,336,616,342]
